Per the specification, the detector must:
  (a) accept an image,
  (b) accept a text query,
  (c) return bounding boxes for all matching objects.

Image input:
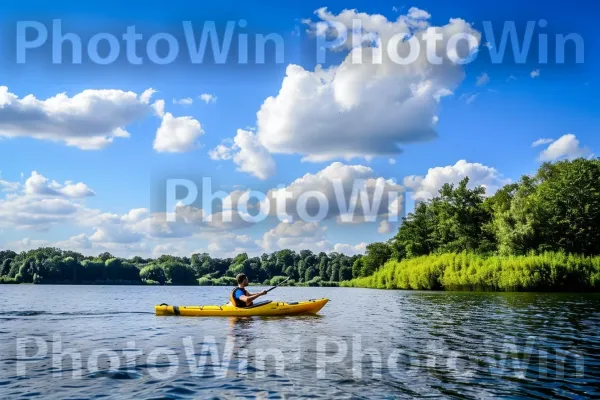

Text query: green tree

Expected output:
[232,253,249,265]
[318,253,330,281]
[130,256,146,265]
[97,252,114,262]
[535,159,600,254]
[392,178,494,257]
[80,260,106,282]
[0,250,17,266]
[494,175,542,255]
[392,201,436,259]
[191,253,213,277]
[360,242,392,277]
[275,250,295,271]
[140,264,167,284]
[105,258,140,282]
[352,257,364,278]
[37,257,61,282]
[18,259,37,283]
[304,266,318,282]
[339,264,353,281]
[432,178,492,253]
[329,261,340,281]
[1,258,13,276]
[162,262,197,285]
[62,257,81,283]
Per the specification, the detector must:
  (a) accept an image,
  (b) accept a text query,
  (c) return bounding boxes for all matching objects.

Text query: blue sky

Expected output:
[0,0,598,258]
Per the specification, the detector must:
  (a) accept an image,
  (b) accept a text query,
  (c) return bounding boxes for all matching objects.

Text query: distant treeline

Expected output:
[2,159,600,291]
[0,247,372,286]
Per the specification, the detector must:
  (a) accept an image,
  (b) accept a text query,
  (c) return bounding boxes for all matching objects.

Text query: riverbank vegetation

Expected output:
[1,159,600,291]
[343,158,600,291]
[341,252,600,291]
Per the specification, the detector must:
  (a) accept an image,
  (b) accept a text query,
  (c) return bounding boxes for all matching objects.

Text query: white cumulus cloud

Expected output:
[205,232,260,258]
[260,221,328,252]
[403,160,510,201]
[0,171,95,231]
[153,113,204,153]
[0,173,20,192]
[210,129,275,180]
[208,142,234,161]
[24,171,95,198]
[152,100,166,117]
[251,8,480,162]
[377,220,395,234]
[537,134,593,162]
[199,93,217,104]
[531,138,554,147]
[0,86,154,149]
[263,162,403,223]
[173,97,194,105]
[332,242,368,256]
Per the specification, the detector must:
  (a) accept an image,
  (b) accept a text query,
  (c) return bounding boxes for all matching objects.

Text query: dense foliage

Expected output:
[344,158,600,290]
[389,159,600,258]
[0,246,363,286]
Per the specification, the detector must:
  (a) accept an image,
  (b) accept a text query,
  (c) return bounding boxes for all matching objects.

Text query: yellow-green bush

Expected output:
[340,252,600,291]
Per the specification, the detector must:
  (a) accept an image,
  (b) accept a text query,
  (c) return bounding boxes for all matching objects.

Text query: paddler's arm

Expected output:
[246,289,268,296]
[239,290,267,305]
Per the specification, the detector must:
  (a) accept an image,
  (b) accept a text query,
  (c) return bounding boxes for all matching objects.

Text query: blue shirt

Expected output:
[233,288,245,300]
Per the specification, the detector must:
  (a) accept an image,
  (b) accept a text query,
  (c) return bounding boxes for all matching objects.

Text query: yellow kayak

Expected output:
[155,298,328,317]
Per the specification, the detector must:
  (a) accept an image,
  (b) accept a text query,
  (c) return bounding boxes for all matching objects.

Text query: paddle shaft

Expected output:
[265,276,291,293]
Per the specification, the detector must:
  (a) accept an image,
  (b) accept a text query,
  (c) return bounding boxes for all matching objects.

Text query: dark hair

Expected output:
[236,273,248,284]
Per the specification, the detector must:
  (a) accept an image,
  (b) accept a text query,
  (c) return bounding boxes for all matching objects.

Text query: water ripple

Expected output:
[0,286,598,399]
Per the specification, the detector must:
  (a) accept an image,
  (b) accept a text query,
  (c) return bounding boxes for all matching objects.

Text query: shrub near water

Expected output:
[269,275,289,285]
[341,252,600,291]
[214,276,237,286]
[139,265,166,285]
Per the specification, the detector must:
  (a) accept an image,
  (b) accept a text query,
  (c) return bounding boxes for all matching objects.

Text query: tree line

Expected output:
[0,246,377,286]
[2,158,600,290]
[390,158,600,259]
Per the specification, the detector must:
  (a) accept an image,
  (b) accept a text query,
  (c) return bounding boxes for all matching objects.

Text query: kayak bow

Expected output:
[155,298,328,317]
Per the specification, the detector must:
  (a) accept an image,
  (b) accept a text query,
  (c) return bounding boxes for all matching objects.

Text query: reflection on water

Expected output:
[0,285,598,399]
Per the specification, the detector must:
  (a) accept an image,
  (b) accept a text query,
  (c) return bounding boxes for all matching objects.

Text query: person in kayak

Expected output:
[230,273,267,307]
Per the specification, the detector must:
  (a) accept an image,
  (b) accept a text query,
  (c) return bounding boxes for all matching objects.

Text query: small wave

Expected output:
[86,370,144,380]
[0,311,48,317]
[55,311,154,316]
[165,387,197,396]
[0,310,154,317]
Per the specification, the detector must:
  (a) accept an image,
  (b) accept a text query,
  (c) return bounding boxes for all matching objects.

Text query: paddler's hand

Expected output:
[260,290,267,296]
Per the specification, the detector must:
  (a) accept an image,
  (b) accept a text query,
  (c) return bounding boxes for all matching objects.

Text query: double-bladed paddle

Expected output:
[265,276,291,293]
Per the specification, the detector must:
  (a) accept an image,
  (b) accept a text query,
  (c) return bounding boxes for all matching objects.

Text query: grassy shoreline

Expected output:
[341,252,600,291]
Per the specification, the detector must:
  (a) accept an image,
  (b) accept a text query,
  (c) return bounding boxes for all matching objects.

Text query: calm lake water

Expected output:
[0,285,599,399]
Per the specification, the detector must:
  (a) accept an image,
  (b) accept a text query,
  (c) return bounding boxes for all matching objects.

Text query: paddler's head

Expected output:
[236,273,248,288]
